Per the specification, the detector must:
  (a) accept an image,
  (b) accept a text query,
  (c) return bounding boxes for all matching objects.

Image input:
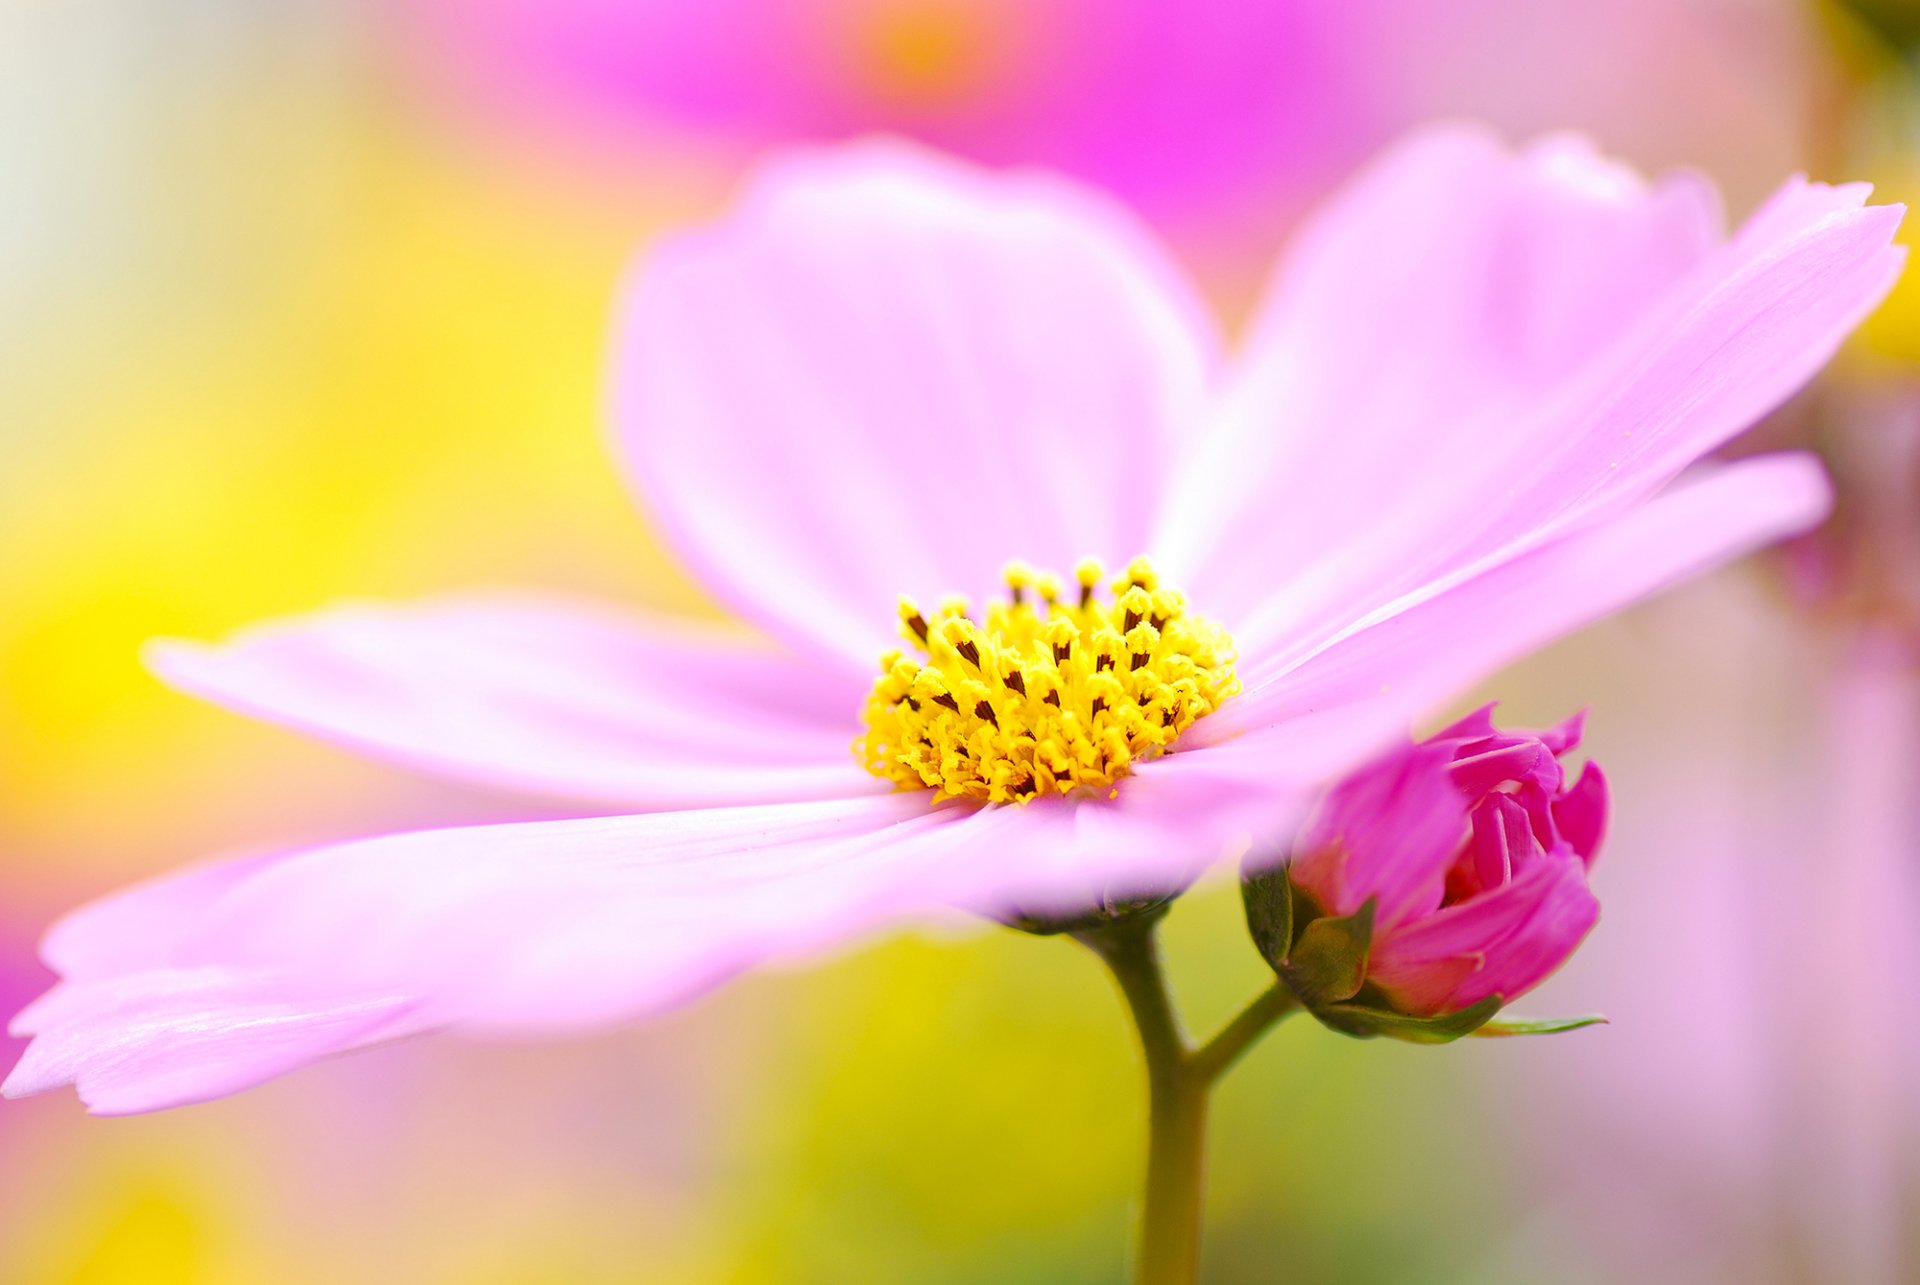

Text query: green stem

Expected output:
[1076,913,1204,1285]
[1075,918,1299,1285]
[1191,985,1296,1086]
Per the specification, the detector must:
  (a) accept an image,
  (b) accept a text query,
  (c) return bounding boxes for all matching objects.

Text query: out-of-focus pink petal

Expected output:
[160,796,974,1032]
[34,849,289,985]
[612,139,1218,670]
[5,757,1321,1111]
[1157,129,1900,661]
[1287,744,1464,930]
[3,970,416,1116]
[937,757,1311,917]
[1212,453,1834,741]
[1369,849,1598,1014]
[7,794,955,1109]
[148,593,878,809]
[1431,703,1502,742]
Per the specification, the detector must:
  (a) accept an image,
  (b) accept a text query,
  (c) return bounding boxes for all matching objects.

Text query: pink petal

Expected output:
[949,749,1320,918]
[1431,702,1503,742]
[1370,849,1600,1013]
[7,794,959,1110]
[1554,762,1610,868]
[149,592,880,809]
[1447,738,1551,799]
[1215,453,1834,742]
[1536,708,1590,755]
[34,848,289,986]
[1470,795,1532,890]
[612,138,1218,670]
[1158,126,1725,636]
[1287,743,1465,930]
[6,759,1305,1112]
[1156,128,1899,665]
[4,971,417,1116]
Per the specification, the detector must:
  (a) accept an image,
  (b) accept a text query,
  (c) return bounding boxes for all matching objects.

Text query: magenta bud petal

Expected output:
[1287,742,1466,931]
[1370,850,1599,1014]
[1275,706,1607,1025]
[1536,708,1590,756]
[1447,738,1551,799]
[1468,794,1531,891]
[1553,761,1610,867]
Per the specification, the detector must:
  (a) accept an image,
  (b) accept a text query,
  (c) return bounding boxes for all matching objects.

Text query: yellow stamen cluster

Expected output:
[855,558,1240,803]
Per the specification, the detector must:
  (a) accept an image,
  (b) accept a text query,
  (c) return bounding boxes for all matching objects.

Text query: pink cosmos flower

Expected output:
[1285,708,1606,1018]
[4,128,1903,1113]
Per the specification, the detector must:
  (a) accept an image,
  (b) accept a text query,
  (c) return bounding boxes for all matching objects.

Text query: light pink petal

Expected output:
[1212,453,1833,741]
[3,970,417,1116]
[944,751,1317,918]
[35,848,290,985]
[1157,126,1723,630]
[149,592,879,809]
[1156,127,1900,662]
[1369,849,1599,1013]
[612,138,1218,670]
[6,758,1312,1112]
[8,794,954,1110]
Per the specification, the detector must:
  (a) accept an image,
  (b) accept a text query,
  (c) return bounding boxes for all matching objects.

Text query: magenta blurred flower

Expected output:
[4,129,1901,1112]
[1282,708,1606,1020]
[403,0,1402,224]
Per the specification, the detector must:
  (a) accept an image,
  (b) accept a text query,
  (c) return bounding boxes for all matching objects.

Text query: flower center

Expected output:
[855,558,1240,803]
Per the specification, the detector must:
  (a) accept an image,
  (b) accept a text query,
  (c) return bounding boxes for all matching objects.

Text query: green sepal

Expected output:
[1240,862,1377,1009]
[1239,862,1294,969]
[1313,995,1505,1043]
[1469,1013,1608,1038]
[1280,900,1376,1007]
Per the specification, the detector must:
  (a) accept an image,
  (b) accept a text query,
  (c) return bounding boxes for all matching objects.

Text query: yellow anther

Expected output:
[854,558,1239,803]
[1003,561,1035,599]
[897,597,931,645]
[1116,556,1159,594]
[1073,558,1105,607]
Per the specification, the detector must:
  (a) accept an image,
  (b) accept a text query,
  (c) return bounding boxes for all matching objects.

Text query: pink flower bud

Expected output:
[1288,706,1605,1016]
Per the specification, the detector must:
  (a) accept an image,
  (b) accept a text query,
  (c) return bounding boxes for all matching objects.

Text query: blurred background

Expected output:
[2,1,1917,1280]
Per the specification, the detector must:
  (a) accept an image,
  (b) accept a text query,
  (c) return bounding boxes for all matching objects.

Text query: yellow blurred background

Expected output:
[2,2,1916,1281]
